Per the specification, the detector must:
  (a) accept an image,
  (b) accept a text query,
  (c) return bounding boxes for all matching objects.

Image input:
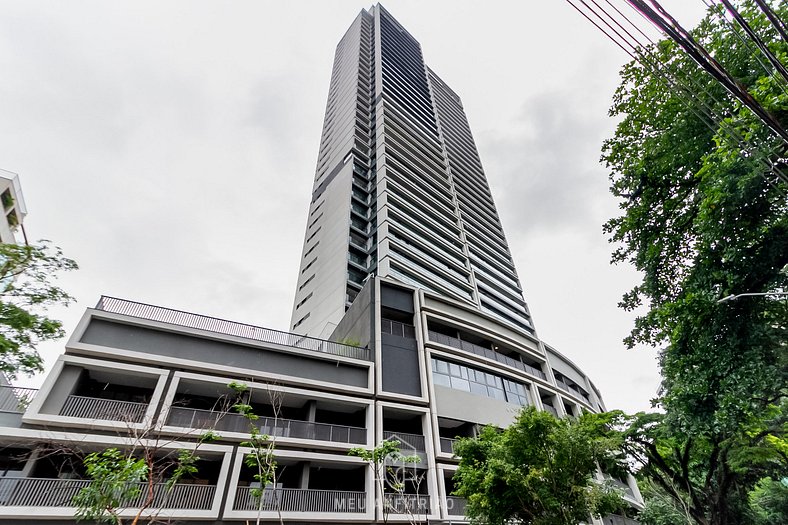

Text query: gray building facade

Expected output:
[291,5,533,339]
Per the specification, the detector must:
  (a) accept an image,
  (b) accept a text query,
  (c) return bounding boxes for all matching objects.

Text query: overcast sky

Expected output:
[0,0,706,414]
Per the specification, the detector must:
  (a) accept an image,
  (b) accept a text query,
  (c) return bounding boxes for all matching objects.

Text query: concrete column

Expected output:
[299,461,311,489]
[305,400,317,422]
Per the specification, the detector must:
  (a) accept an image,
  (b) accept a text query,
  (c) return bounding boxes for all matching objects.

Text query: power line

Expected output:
[565,0,788,196]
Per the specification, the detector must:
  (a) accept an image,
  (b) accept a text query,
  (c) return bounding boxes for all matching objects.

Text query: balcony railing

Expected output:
[167,406,366,444]
[554,378,591,403]
[446,495,467,516]
[439,437,457,454]
[60,395,147,423]
[427,330,547,381]
[0,477,215,509]
[0,384,37,413]
[542,404,559,417]
[232,487,366,513]
[384,493,431,514]
[96,296,371,361]
[604,514,642,525]
[383,430,426,452]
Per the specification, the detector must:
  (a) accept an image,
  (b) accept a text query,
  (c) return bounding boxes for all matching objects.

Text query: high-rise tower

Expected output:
[291,5,533,338]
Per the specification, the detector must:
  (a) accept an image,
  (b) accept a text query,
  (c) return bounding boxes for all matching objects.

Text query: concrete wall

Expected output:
[433,385,519,428]
[330,279,374,350]
[80,320,369,389]
[38,365,82,415]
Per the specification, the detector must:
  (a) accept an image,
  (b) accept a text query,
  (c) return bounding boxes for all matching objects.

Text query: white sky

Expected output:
[0,0,706,413]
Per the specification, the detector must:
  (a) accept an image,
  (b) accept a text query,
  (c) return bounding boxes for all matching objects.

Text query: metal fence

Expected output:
[383,430,426,452]
[0,477,215,510]
[427,330,547,380]
[167,406,366,444]
[439,437,457,454]
[542,404,559,417]
[95,296,370,361]
[604,514,642,525]
[0,384,36,413]
[60,395,148,423]
[554,378,591,403]
[232,487,366,513]
[384,493,431,514]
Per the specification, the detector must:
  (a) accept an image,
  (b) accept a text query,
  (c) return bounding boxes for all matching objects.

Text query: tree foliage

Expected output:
[452,408,625,525]
[72,448,148,524]
[749,476,788,525]
[349,439,422,524]
[0,240,77,377]
[603,2,787,524]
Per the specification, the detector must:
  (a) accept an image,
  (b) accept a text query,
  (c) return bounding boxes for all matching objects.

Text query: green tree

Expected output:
[603,2,787,524]
[0,241,77,377]
[228,381,283,525]
[452,407,625,525]
[72,444,207,525]
[349,439,422,524]
[749,476,788,525]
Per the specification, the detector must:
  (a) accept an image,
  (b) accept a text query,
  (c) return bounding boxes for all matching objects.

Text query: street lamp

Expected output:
[717,292,788,303]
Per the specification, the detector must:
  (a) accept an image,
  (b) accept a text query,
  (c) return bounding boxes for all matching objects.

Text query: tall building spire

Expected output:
[291,5,533,338]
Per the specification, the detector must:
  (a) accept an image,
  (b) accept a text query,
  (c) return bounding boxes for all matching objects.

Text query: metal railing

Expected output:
[60,395,147,423]
[232,487,366,513]
[0,477,215,509]
[604,514,642,525]
[542,404,559,417]
[167,406,366,444]
[95,296,370,361]
[439,437,457,454]
[384,493,431,514]
[0,384,37,413]
[555,378,591,403]
[381,318,416,338]
[427,330,547,380]
[446,496,467,516]
[383,430,426,452]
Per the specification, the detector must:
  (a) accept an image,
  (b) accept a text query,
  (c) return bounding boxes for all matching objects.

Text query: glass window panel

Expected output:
[431,359,438,371]
[495,376,503,388]
[449,363,462,377]
[489,388,506,400]
[470,382,488,395]
[460,366,469,379]
[433,373,451,387]
[451,377,471,392]
[437,360,449,374]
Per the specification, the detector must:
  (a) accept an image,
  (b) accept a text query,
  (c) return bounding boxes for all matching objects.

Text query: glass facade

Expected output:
[431,358,530,406]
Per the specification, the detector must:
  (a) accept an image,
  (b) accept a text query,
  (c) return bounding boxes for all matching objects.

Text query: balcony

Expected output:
[0,385,37,413]
[427,330,547,380]
[384,493,431,514]
[59,395,148,423]
[554,377,590,403]
[603,515,641,525]
[0,477,215,510]
[446,495,467,516]
[439,437,457,454]
[383,430,425,452]
[95,296,371,361]
[232,487,366,513]
[542,404,559,417]
[167,406,366,444]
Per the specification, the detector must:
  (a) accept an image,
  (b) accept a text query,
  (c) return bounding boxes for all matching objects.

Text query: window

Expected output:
[431,357,530,406]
